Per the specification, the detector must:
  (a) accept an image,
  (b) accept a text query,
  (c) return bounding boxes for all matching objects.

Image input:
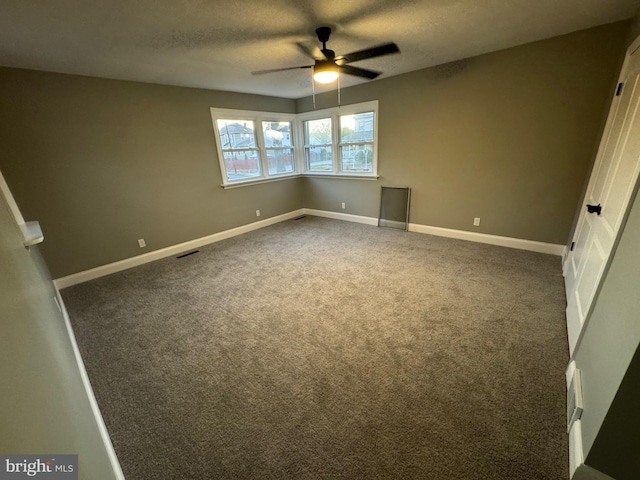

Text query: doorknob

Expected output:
[586,204,602,215]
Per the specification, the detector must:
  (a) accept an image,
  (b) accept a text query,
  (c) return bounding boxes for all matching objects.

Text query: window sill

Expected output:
[221,175,299,189]
[221,173,380,189]
[303,173,379,180]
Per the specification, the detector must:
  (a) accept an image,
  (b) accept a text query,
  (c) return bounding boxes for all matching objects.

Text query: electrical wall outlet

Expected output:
[138,238,146,248]
[341,202,346,209]
[473,217,481,226]
[256,209,261,217]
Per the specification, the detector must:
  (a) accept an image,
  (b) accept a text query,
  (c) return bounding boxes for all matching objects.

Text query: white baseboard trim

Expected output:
[55,289,126,480]
[409,223,565,256]
[55,208,564,289]
[302,209,564,256]
[302,208,378,226]
[54,209,305,289]
[569,419,584,477]
[566,368,613,480]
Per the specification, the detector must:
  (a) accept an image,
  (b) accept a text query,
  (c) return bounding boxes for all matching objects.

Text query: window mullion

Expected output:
[294,119,305,173]
[254,118,268,178]
[332,113,340,174]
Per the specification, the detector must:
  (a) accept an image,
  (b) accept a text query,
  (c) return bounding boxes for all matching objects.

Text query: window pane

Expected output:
[306,146,333,171]
[340,144,373,173]
[341,112,374,143]
[217,119,256,149]
[262,121,293,147]
[267,148,295,175]
[223,151,261,180]
[305,118,332,145]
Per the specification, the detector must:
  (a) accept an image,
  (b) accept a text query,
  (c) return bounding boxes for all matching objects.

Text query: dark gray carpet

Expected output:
[62,216,569,479]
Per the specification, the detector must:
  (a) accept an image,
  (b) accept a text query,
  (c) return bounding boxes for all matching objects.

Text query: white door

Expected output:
[564,39,640,355]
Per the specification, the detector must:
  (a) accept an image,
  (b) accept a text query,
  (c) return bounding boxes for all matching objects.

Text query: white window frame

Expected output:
[210,100,379,188]
[298,100,379,178]
[303,117,334,173]
[261,119,298,178]
[210,108,299,187]
[339,112,375,174]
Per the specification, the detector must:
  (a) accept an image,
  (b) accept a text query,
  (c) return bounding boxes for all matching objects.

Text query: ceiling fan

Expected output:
[252,27,400,84]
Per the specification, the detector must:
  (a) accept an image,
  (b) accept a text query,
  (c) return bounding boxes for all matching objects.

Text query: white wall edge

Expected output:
[55,289,126,480]
[303,208,379,226]
[0,167,25,225]
[408,223,565,256]
[566,360,577,390]
[54,209,305,289]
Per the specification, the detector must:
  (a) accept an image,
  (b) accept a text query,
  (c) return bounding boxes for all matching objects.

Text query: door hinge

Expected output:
[616,82,624,96]
[570,241,575,251]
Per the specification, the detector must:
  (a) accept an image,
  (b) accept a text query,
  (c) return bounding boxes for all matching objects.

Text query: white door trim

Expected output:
[564,36,640,356]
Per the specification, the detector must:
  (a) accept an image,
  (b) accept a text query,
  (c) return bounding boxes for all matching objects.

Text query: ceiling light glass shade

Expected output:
[313,62,339,84]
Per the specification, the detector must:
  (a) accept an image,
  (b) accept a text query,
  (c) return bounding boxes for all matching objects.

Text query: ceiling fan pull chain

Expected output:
[337,74,341,107]
[311,67,316,110]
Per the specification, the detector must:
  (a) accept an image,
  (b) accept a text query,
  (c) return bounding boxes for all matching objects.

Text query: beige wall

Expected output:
[297,22,628,245]
[0,191,119,478]
[0,68,303,278]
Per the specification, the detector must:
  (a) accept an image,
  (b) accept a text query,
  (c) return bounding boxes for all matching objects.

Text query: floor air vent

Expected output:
[177,250,199,259]
[379,186,410,231]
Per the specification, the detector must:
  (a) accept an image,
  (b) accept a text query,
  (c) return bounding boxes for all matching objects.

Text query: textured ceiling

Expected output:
[0,0,638,99]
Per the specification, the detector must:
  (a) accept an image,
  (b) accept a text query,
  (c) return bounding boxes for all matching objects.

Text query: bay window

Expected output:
[210,101,378,187]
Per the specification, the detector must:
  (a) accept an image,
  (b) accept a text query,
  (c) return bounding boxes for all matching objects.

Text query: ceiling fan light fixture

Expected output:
[313,61,339,84]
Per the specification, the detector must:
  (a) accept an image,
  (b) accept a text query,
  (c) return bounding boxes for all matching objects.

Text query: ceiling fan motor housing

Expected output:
[315,27,332,44]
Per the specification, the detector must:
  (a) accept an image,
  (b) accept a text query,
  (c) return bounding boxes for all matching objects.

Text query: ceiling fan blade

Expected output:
[252,65,313,75]
[335,42,400,64]
[295,42,320,60]
[338,64,381,80]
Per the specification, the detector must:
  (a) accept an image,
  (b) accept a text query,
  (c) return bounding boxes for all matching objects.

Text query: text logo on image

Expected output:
[0,456,77,479]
